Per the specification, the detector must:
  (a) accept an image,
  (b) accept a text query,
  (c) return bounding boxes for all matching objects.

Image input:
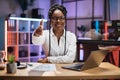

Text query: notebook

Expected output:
[62,50,109,71]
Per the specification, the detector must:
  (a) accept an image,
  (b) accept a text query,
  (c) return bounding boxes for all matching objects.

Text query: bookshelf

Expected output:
[5,17,47,62]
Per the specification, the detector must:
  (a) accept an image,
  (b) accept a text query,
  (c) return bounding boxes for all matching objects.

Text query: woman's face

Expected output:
[51,9,65,31]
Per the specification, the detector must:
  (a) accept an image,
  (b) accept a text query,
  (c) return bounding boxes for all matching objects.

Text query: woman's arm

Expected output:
[32,33,45,45]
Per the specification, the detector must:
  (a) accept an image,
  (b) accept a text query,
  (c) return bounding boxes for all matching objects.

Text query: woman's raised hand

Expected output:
[34,20,44,36]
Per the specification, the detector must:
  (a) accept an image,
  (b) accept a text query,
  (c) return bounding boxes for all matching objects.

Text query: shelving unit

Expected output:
[5,17,47,62]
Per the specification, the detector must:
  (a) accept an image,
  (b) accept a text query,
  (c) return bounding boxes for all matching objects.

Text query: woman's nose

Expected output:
[57,19,60,22]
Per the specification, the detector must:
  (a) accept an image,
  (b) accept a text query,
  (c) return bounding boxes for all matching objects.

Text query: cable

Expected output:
[49,20,51,56]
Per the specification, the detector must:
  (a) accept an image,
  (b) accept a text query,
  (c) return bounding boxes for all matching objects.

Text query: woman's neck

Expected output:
[53,29,64,37]
[53,29,64,45]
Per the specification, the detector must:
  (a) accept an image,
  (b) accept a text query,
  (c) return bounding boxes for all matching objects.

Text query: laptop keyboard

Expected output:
[62,63,84,71]
[70,63,84,69]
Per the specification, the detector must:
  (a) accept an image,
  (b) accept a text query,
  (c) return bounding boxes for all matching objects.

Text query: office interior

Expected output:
[0,0,120,67]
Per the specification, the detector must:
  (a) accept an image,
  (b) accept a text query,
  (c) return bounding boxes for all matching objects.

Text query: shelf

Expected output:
[30,57,39,62]
[30,56,40,58]
[5,17,47,62]
[7,19,17,31]
[19,33,29,44]
[7,33,18,45]
[19,58,29,62]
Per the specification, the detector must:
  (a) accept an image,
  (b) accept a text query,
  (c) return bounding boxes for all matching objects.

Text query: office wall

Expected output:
[110,0,120,20]
[110,0,118,20]
[0,17,5,50]
[0,0,50,19]
[28,0,50,19]
[0,0,19,17]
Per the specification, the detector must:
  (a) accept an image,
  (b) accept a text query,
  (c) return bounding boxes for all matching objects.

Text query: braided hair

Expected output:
[48,4,67,19]
[48,4,67,56]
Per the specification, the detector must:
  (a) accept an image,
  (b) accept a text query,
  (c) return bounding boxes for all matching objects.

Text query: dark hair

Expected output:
[48,4,67,19]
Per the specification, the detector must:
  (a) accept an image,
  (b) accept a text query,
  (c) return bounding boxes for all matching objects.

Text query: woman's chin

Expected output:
[57,27,64,30]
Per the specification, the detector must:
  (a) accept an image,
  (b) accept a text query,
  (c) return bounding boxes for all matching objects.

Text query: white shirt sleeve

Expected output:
[32,31,46,45]
[47,32,77,63]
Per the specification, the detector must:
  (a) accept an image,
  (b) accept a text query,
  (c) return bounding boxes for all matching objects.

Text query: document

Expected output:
[31,64,56,71]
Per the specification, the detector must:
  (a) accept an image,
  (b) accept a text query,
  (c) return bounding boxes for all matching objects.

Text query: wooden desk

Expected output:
[0,62,120,80]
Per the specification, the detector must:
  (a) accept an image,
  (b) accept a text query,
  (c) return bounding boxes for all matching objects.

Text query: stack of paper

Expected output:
[31,64,56,71]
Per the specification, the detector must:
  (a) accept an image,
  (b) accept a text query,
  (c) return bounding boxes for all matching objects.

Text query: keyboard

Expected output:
[62,63,84,71]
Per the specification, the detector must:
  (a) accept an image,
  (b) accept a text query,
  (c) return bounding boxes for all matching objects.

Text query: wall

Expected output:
[0,17,5,50]
[0,0,18,17]
[110,0,120,20]
[27,0,50,19]
[0,0,50,19]
[110,0,118,20]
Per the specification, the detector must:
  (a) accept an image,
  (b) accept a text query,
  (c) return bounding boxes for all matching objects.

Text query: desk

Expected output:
[0,62,120,80]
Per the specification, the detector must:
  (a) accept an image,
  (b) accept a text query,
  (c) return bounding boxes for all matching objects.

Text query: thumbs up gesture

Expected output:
[34,20,44,36]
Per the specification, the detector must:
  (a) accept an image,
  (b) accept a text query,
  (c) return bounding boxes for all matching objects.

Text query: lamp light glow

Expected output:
[9,17,47,22]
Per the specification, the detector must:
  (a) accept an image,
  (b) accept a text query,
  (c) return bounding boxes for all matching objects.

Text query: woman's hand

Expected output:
[34,20,44,36]
[37,57,48,63]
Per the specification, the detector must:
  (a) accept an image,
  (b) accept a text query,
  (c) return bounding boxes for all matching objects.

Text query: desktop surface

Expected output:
[0,62,120,80]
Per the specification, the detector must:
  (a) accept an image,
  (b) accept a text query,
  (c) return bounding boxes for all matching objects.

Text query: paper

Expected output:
[31,64,56,71]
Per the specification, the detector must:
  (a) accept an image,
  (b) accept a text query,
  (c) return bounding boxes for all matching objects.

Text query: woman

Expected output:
[32,4,76,63]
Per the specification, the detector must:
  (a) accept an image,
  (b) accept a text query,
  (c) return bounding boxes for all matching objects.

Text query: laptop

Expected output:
[62,50,109,71]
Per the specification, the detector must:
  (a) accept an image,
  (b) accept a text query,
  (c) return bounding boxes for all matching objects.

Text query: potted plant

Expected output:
[7,55,17,74]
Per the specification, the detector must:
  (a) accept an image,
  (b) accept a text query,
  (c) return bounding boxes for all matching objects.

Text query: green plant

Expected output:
[8,55,15,63]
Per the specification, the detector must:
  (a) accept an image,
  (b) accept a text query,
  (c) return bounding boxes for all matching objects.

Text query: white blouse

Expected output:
[32,28,77,63]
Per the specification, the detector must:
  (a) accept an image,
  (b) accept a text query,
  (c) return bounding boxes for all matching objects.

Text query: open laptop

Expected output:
[62,50,109,71]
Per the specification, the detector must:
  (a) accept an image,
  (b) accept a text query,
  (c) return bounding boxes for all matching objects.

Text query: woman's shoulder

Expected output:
[66,31,76,42]
[66,31,76,38]
[67,31,75,35]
